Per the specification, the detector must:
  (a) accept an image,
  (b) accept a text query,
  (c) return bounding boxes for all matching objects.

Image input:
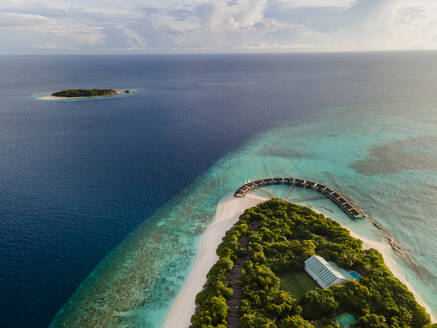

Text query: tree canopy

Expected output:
[51,89,117,97]
[191,199,432,328]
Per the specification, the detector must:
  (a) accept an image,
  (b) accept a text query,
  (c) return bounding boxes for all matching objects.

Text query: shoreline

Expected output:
[163,195,435,327]
[162,194,267,328]
[313,208,437,322]
[348,232,436,322]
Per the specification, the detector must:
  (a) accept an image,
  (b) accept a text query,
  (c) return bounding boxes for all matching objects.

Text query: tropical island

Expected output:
[39,88,133,100]
[51,89,118,98]
[189,199,435,328]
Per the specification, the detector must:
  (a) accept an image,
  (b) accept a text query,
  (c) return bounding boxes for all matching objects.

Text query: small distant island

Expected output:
[51,89,119,98]
[39,88,133,100]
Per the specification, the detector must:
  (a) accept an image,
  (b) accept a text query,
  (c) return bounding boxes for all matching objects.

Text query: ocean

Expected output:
[0,53,436,327]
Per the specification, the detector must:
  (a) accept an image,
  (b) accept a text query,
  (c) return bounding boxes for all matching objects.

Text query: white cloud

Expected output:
[273,0,355,9]
[0,0,436,53]
[387,0,437,49]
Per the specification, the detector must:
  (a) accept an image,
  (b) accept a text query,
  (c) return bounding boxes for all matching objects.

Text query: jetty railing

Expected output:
[234,177,366,219]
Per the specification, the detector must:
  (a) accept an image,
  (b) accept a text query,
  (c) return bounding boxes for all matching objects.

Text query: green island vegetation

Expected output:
[191,199,435,328]
[51,89,120,97]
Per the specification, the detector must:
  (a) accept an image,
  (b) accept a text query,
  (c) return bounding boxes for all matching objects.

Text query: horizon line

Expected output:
[2,49,437,57]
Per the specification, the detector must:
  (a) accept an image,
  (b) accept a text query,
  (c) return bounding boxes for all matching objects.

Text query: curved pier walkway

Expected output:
[234,177,366,219]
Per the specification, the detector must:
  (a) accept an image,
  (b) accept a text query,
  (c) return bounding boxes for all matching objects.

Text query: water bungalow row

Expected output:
[234,177,366,219]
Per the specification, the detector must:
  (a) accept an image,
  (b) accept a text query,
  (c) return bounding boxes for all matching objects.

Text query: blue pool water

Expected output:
[349,271,361,281]
[1,53,436,327]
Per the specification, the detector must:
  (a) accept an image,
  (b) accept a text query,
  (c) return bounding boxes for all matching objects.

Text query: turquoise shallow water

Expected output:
[51,102,437,327]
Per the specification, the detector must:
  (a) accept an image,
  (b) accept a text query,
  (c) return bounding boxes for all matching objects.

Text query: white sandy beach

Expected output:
[311,207,436,322]
[162,194,267,328]
[346,229,436,322]
[163,195,435,327]
[39,95,77,100]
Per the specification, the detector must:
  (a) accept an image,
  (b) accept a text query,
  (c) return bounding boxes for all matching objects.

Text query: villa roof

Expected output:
[305,255,348,287]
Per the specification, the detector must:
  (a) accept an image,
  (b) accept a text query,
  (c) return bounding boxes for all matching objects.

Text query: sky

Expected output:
[1,0,437,54]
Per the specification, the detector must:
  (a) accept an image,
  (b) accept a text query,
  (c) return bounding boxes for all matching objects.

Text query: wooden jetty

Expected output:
[234,177,366,219]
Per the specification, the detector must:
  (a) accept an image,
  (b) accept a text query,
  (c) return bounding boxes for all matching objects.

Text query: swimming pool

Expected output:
[349,271,361,281]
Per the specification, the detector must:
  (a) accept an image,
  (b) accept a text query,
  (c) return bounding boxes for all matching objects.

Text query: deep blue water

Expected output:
[1,53,437,327]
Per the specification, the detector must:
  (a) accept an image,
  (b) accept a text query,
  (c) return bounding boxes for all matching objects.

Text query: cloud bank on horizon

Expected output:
[1,0,436,54]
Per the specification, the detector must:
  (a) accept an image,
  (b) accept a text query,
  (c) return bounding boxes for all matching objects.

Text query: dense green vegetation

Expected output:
[51,89,117,97]
[191,199,435,328]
